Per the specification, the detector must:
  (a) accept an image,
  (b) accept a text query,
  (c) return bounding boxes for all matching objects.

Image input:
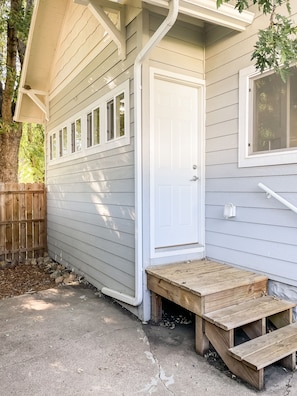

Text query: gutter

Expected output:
[101,0,179,306]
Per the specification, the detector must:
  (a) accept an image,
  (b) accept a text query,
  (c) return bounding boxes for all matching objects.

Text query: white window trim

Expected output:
[48,80,130,164]
[239,65,297,167]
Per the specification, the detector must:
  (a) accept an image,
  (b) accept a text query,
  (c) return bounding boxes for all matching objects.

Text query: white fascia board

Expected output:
[143,0,254,31]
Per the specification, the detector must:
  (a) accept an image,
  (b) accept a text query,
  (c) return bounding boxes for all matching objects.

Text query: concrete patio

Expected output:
[0,284,296,395]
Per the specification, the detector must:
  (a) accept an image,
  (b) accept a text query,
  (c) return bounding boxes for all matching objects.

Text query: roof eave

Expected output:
[144,0,254,31]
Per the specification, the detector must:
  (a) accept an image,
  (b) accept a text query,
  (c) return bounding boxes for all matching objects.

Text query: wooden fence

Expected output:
[0,183,46,262]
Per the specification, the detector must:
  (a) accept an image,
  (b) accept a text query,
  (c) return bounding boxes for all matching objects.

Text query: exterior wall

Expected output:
[45,10,139,296]
[204,7,297,290]
[50,0,113,97]
[147,12,205,80]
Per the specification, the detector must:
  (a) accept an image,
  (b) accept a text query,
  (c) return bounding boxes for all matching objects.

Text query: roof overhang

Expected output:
[14,0,69,123]
[144,0,254,31]
[15,0,254,124]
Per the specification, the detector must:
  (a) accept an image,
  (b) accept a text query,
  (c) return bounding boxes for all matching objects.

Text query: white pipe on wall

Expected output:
[101,0,179,306]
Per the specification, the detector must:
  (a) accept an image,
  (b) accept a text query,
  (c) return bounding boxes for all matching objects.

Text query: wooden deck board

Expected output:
[204,296,296,330]
[229,323,297,370]
[146,260,267,297]
[204,281,268,313]
[146,260,228,285]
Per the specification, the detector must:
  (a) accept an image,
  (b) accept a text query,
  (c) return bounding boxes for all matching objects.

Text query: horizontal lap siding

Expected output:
[205,8,297,286]
[148,13,204,79]
[46,14,138,295]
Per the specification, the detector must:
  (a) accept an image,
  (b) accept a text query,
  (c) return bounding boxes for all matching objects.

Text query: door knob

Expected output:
[190,175,199,181]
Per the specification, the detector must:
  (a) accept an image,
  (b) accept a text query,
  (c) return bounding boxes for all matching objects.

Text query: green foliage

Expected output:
[216,0,297,79]
[0,118,19,133]
[252,14,297,80]
[18,123,45,183]
[217,0,291,14]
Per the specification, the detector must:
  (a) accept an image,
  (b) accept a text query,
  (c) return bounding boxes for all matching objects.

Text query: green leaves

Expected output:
[19,123,45,183]
[216,0,297,78]
[252,14,297,81]
[216,0,291,14]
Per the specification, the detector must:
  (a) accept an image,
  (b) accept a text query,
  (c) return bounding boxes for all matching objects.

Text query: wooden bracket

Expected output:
[21,88,49,121]
[75,0,126,59]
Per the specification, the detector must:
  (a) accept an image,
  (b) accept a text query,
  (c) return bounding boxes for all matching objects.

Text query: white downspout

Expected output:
[101,0,179,306]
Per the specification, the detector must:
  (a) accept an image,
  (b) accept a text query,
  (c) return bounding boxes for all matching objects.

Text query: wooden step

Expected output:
[203,295,296,331]
[229,322,297,371]
[146,260,268,317]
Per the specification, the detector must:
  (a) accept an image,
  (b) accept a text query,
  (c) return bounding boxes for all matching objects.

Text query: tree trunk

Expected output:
[0,124,22,182]
[0,0,22,182]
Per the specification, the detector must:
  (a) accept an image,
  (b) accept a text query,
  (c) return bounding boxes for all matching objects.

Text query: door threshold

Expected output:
[156,243,203,253]
[150,244,205,264]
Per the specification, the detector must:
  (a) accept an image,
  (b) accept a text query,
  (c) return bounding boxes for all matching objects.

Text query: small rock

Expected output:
[0,261,7,269]
[55,276,64,284]
[50,270,62,279]
[10,259,18,268]
[31,258,37,265]
[63,273,76,284]
[43,256,52,264]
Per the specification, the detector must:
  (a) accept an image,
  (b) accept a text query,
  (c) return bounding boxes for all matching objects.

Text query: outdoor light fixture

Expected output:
[224,203,236,219]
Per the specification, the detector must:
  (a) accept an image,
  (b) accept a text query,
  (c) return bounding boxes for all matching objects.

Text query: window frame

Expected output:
[87,106,101,148]
[50,132,57,160]
[70,118,82,153]
[239,65,297,167]
[48,80,130,164]
[59,126,68,157]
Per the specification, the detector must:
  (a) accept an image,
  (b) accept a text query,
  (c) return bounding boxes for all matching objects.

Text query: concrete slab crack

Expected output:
[284,372,294,396]
[138,327,175,395]
[138,350,175,395]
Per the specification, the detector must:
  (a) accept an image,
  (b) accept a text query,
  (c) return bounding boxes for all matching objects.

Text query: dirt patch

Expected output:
[0,262,57,299]
[0,255,86,300]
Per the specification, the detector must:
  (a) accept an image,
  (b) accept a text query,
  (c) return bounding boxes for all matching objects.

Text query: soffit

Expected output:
[15,0,69,123]
[143,0,254,31]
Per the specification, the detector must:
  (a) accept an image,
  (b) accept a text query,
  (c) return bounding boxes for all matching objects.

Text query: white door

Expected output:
[152,75,202,249]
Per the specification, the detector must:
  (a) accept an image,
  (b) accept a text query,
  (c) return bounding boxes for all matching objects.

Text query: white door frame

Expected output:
[149,68,205,260]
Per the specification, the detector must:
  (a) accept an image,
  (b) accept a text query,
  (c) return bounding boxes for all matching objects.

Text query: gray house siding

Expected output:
[204,11,297,288]
[45,16,139,295]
